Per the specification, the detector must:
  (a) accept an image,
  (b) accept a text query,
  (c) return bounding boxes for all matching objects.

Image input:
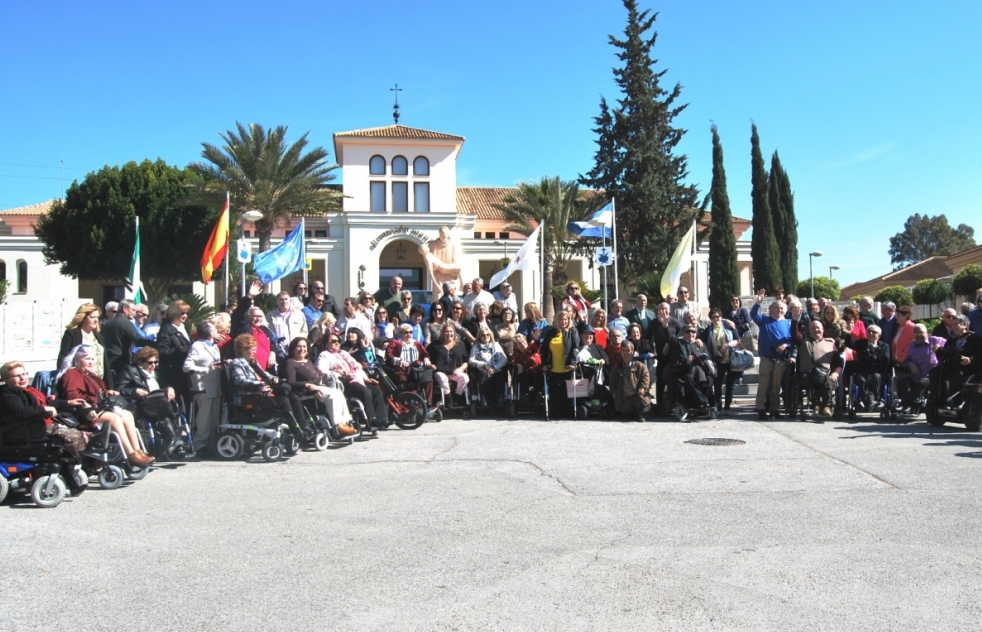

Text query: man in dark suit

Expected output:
[932,308,957,341]
[626,294,655,332]
[645,301,682,415]
[101,298,156,379]
[878,301,898,346]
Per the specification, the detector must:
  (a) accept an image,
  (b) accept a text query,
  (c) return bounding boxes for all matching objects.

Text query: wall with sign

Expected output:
[0,300,79,377]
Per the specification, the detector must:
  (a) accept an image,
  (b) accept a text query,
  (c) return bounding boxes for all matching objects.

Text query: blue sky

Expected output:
[2,0,979,288]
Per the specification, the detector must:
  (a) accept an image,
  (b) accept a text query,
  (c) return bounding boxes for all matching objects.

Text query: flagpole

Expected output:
[223,192,230,308]
[611,198,619,300]
[301,218,308,285]
[602,219,608,308]
[540,218,546,312]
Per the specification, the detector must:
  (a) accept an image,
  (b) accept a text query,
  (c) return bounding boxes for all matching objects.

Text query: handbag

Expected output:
[410,366,433,383]
[807,364,830,389]
[741,330,758,352]
[730,349,755,372]
[54,413,79,429]
[137,390,173,420]
[566,377,592,398]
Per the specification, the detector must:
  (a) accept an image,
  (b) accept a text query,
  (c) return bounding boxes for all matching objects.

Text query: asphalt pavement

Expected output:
[2,409,981,631]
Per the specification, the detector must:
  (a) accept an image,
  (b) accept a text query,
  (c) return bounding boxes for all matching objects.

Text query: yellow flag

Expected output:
[660,222,696,298]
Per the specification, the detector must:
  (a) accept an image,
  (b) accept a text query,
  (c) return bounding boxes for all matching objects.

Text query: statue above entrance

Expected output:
[421,225,463,301]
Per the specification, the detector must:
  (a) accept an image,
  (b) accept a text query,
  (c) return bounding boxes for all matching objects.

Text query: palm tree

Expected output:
[494,177,591,320]
[189,122,343,252]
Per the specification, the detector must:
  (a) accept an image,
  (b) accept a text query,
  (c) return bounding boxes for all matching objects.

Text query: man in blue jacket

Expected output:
[750,288,793,420]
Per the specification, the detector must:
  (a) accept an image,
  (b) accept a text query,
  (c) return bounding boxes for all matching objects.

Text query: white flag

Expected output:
[660,222,696,298]
[490,225,540,288]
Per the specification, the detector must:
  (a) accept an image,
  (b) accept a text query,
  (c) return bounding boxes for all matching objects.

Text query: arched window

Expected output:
[413,156,429,176]
[369,155,386,175]
[0,260,6,281]
[16,260,27,293]
[392,156,408,175]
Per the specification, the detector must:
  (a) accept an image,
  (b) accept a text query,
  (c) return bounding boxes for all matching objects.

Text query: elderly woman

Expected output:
[117,346,184,457]
[518,301,549,344]
[465,302,497,343]
[395,290,415,323]
[0,361,89,460]
[428,323,470,403]
[448,301,475,347]
[157,300,193,403]
[211,312,233,359]
[229,334,313,441]
[407,304,427,344]
[497,306,518,340]
[58,302,112,388]
[893,305,917,364]
[317,331,389,428]
[700,309,741,412]
[468,326,508,407]
[183,321,223,454]
[341,327,379,368]
[387,323,434,401]
[282,337,356,437]
[56,345,153,467]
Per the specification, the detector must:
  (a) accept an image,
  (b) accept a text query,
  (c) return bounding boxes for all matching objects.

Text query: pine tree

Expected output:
[768,151,798,293]
[750,123,780,293]
[581,0,701,285]
[708,125,739,311]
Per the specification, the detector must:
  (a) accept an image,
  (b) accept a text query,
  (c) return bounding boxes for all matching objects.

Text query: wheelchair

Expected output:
[671,364,717,422]
[569,361,611,420]
[367,364,429,429]
[786,364,842,422]
[296,383,367,447]
[0,417,89,508]
[845,372,895,421]
[134,392,194,462]
[924,364,982,432]
[215,364,311,462]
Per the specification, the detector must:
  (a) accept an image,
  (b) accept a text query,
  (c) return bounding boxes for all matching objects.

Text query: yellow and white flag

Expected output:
[660,222,696,299]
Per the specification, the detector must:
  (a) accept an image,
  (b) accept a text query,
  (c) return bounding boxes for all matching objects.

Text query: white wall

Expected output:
[0,236,85,304]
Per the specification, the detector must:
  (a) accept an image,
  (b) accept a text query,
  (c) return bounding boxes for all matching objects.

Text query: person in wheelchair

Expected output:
[1,360,90,460]
[116,347,183,458]
[317,332,389,428]
[509,333,542,399]
[282,338,357,437]
[667,325,715,415]
[795,321,842,417]
[852,324,891,411]
[429,323,471,405]
[57,344,153,467]
[896,323,942,412]
[386,324,434,402]
[468,326,507,408]
[575,326,611,404]
[230,334,315,442]
[609,341,651,422]
[929,314,982,406]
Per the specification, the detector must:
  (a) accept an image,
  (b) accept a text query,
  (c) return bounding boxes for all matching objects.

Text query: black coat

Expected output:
[58,328,114,389]
[115,364,155,399]
[155,322,191,390]
[645,317,682,359]
[101,313,153,375]
[540,326,580,370]
[855,339,891,376]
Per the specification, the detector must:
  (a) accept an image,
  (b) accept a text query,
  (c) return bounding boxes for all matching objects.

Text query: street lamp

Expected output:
[239,211,263,297]
[829,265,840,281]
[809,251,823,299]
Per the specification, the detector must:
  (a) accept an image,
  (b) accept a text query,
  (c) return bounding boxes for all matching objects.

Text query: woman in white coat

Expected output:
[183,321,223,455]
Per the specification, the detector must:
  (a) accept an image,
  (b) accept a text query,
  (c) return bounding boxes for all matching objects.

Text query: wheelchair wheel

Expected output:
[673,403,688,422]
[215,431,244,460]
[0,475,9,504]
[283,433,300,456]
[507,401,517,419]
[262,440,283,462]
[69,469,88,497]
[393,391,427,430]
[926,403,945,427]
[31,475,66,508]
[576,404,589,420]
[961,395,982,432]
[98,465,125,490]
[468,400,477,419]
[313,432,329,451]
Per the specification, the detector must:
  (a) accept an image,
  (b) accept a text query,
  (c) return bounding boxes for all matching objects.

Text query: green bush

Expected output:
[916,317,942,332]
[0,279,7,304]
[794,276,840,300]
[912,278,953,307]
[952,264,982,298]
[874,285,914,307]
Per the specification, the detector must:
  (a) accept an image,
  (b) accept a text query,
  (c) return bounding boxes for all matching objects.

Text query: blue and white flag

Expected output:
[587,202,613,227]
[568,201,613,238]
[252,218,306,284]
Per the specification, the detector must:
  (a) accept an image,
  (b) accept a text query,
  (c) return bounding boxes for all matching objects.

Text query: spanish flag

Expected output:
[201,192,230,284]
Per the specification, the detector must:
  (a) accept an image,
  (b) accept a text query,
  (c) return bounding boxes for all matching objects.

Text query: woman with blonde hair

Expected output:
[517,301,549,343]
[210,311,233,358]
[58,302,112,387]
[590,308,609,348]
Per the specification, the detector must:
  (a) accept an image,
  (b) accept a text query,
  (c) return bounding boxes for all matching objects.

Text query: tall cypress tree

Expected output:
[750,123,780,293]
[581,0,701,284]
[708,125,739,311]
[768,151,798,293]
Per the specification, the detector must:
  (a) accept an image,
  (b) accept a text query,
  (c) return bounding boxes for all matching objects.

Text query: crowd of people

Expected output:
[3,275,982,475]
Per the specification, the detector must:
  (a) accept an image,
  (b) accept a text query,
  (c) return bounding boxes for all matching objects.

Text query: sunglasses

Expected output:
[146,361,158,366]
[327,339,341,344]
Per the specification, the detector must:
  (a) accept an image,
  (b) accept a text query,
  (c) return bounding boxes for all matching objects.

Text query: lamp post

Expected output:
[829,265,840,281]
[239,211,264,297]
[809,251,823,298]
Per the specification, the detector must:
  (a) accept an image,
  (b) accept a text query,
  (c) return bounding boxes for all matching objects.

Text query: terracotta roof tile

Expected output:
[334,125,464,141]
[882,256,953,282]
[0,200,56,216]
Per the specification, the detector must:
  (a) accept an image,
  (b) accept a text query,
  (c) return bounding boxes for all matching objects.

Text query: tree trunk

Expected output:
[542,252,555,323]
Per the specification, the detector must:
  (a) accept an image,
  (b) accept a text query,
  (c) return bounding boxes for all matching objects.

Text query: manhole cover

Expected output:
[685,438,746,446]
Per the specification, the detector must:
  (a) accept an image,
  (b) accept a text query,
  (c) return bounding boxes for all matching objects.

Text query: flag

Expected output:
[201,192,231,284]
[587,201,613,227]
[252,218,306,284]
[125,217,144,305]
[660,222,696,299]
[490,226,540,288]
[568,201,613,237]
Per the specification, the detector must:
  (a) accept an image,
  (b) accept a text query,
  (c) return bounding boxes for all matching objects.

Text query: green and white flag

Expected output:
[125,216,144,305]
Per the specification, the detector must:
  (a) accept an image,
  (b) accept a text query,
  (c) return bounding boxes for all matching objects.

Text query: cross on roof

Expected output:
[390,84,403,124]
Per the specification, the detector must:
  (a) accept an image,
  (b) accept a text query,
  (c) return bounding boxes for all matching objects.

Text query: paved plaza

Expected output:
[3,411,981,631]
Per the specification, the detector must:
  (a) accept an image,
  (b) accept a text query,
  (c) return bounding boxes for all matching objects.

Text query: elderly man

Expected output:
[308,279,340,317]
[668,324,715,415]
[646,301,682,414]
[607,299,631,337]
[933,308,958,340]
[461,277,494,315]
[854,324,891,410]
[336,297,374,343]
[931,314,982,406]
[610,341,651,422]
[374,275,404,313]
[267,291,308,348]
[102,298,155,377]
[878,301,898,346]
[492,282,519,313]
[796,320,841,417]
[897,323,944,411]
[858,297,878,329]
[750,289,792,420]
[669,287,692,322]
[626,294,655,331]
